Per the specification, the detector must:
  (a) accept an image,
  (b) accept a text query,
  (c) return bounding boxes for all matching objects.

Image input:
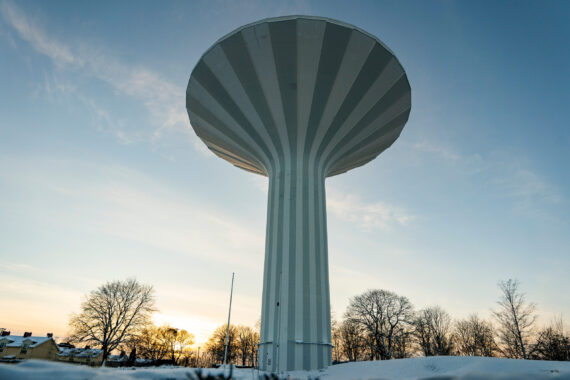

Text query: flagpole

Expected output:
[223,272,235,368]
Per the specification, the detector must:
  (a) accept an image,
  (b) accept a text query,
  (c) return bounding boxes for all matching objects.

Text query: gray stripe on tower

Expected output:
[186,15,411,373]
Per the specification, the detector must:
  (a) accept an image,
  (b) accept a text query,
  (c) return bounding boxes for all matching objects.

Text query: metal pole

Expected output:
[223,272,235,368]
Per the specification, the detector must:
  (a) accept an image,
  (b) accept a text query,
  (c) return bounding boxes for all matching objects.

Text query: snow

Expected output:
[0,356,569,379]
[0,335,53,348]
[57,347,103,358]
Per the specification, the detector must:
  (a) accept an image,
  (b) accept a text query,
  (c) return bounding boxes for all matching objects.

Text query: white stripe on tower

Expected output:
[295,18,323,370]
[277,168,290,372]
[319,171,330,366]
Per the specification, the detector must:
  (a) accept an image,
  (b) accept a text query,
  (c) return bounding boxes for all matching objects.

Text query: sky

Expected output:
[0,0,569,346]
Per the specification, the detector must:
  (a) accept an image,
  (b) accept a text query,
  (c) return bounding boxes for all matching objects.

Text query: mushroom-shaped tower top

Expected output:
[186,16,411,373]
[187,15,411,177]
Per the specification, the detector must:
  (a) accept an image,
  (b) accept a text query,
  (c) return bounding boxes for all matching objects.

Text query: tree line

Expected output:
[331,279,570,362]
[65,278,569,367]
[202,324,259,367]
[65,278,260,367]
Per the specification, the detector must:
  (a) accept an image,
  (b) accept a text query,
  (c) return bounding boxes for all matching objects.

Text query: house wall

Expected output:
[84,354,103,366]
[56,355,73,363]
[0,339,59,360]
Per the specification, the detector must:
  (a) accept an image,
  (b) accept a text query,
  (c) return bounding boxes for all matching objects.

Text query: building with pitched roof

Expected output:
[56,346,104,366]
[0,332,59,361]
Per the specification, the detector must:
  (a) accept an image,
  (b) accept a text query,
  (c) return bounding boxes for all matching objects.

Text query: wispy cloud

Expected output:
[0,155,264,266]
[494,166,565,218]
[408,138,565,219]
[407,139,485,176]
[0,1,193,145]
[411,140,461,161]
[246,175,415,231]
[501,169,563,204]
[327,188,416,231]
[0,1,79,67]
[94,182,265,261]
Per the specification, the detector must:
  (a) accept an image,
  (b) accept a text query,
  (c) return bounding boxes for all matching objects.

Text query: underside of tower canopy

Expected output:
[186,15,411,178]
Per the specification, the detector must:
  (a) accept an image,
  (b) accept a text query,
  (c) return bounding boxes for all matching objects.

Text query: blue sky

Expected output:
[0,0,568,344]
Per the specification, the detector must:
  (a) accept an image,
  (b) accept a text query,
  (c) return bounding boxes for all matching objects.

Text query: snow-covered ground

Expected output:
[1,357,569,380]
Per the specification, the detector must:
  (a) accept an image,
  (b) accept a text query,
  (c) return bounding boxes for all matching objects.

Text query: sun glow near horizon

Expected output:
[151,312,221,346]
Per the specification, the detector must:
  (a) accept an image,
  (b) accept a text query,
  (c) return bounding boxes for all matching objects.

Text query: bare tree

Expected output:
[133,324,193,364]
[453,314,498,357]
[345,289,414,360]
[414,306,453,356]
[331,318,343,363]
[163,327,195,364]
[205,324,238,364]
[336,318,366,362]
[235,325,259,366]
[531,318,570,361]
[492,279,537,359]
[68,278,156,363]
[135,324,170,362]
[391,325,414,359]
